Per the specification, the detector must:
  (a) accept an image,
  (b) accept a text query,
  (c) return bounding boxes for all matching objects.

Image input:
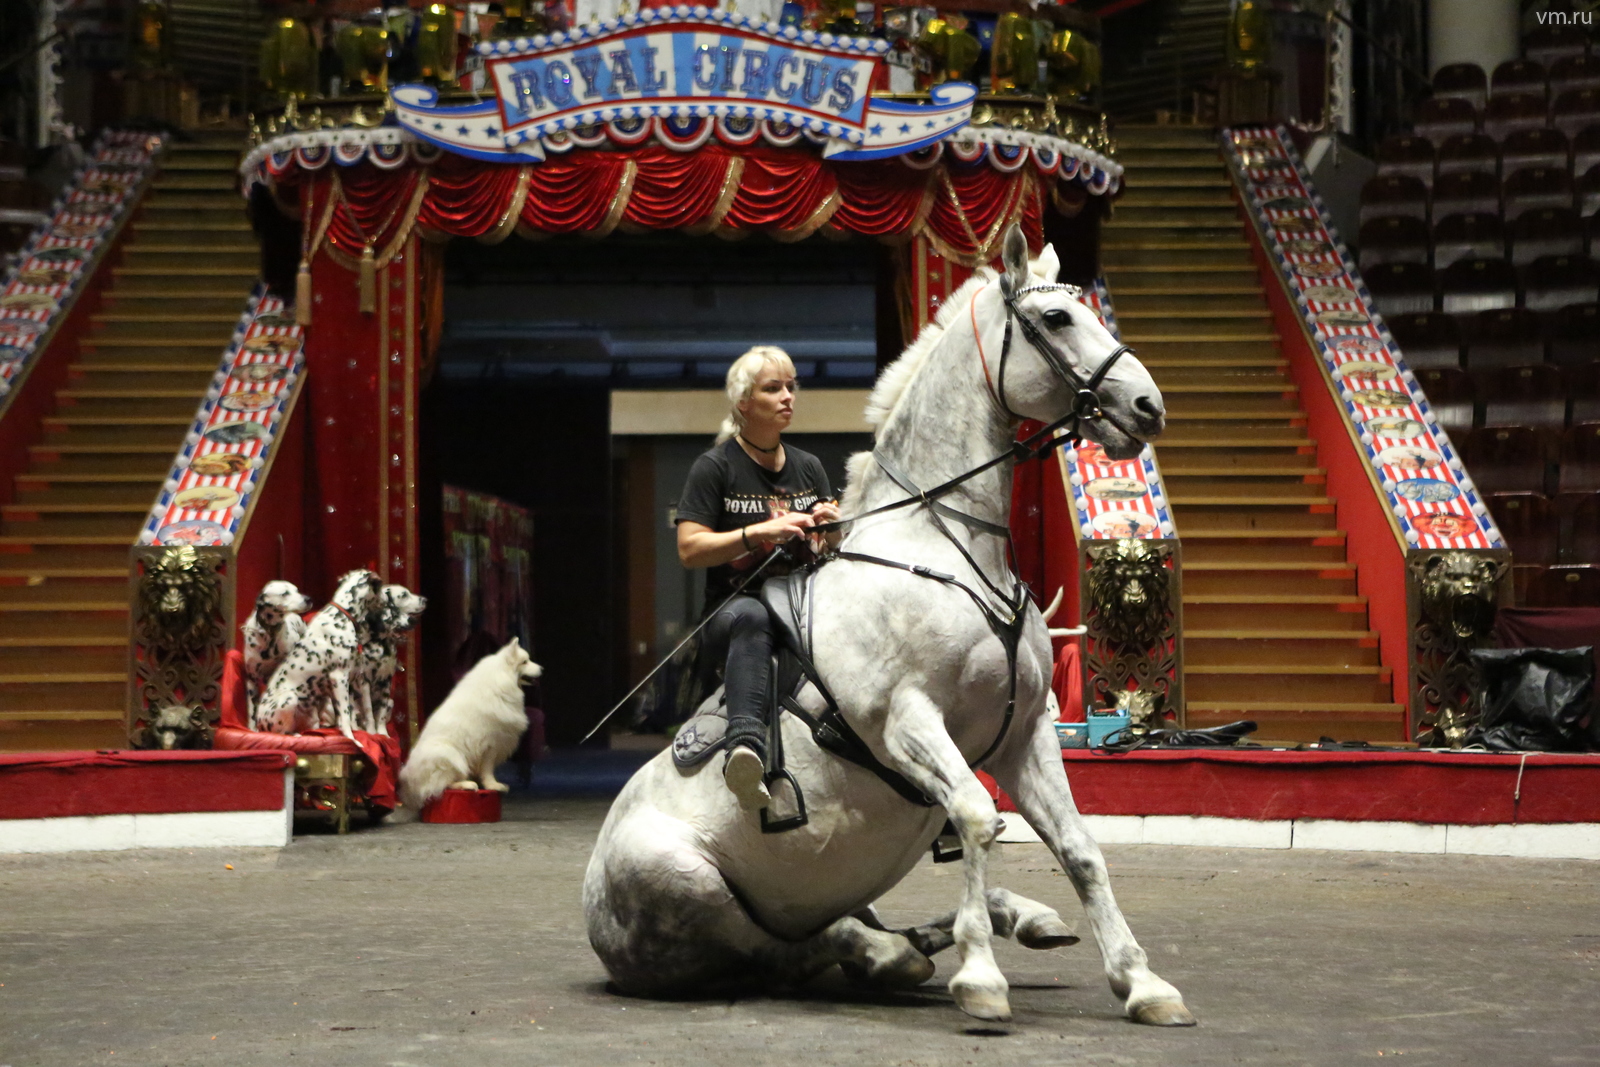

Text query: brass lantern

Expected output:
[417,4,458,86]
[1227,0,1272,72]
[259,18,318,101]
[1045,28,1101,101]
[132,0,170,70]
[915,16,980,87]
[989,11,1040,95]
[337,19,392,94]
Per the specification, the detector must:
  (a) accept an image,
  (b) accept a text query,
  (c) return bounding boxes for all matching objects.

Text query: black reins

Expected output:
[812,275,1138,771]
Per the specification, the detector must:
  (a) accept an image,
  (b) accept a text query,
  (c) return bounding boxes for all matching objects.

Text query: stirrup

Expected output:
[723,746,771,812]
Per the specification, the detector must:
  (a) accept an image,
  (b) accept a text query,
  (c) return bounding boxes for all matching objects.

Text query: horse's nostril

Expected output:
[1134,394,1164,421]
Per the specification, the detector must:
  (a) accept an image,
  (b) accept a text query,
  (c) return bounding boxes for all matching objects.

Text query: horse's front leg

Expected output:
[881,686,1010,1021]
[989,715,1196,1026]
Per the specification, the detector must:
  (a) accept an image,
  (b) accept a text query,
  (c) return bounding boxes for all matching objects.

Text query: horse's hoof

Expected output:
[1132,1001,1197,1027]
[950,978,1012,1022]
[844,940,935,991]
[1015,914,1080,951]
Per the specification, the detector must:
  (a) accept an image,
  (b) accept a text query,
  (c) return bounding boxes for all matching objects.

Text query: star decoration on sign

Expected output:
[458,125,471,136]
[869,123,882,136]
[898,123,911,134]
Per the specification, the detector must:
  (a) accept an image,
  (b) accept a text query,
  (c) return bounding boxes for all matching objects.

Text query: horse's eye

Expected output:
[1042,309,1071,329]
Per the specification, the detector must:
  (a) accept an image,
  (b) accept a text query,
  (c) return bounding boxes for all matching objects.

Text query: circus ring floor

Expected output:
[2,795,1596,1067]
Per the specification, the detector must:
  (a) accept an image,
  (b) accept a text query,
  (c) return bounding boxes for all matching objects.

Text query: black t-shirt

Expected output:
[675,437,834,612]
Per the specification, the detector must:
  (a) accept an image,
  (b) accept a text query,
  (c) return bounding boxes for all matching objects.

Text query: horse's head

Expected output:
[987,226,1165,460]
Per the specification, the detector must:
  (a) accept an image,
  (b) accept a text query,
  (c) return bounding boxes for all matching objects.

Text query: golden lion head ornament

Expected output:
[138,546,223,653]
[1086,538,1170,647]
[1411,551,1506,643]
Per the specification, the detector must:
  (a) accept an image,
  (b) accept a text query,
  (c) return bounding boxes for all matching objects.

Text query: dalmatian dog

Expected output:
[358,584,427,734]
[254,570,384,738]
[241,580,313,713]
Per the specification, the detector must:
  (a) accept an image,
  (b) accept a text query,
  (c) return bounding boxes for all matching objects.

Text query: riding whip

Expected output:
[579,548,784,746]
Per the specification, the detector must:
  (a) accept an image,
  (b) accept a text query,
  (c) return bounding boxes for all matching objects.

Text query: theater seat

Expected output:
[1434,167,1500,215]
[1547,305,1600,365]
[1500,128,1570,174]
[1376,134,1438,188]
[1436,134,1501,180]
[1553,88,1600,140]
[1434,211,1505,266]
[1433,62,1488,110]
[1525,26,1589,69]
[1359,215,1431,268]
[1558,421,1600,492]
[1483,364,1567,430]
[1367,261,1437,317]
[1522,254,1600,311]
[1557,491,1600,563]
[1578,126,1600,181]
[1463,308,1544,371]
[1530,564,1600,607]
[1360,173,1430,226]
[1569,360,1600,422]
[1485,92,1551,141]
[1414,366,1475,434]
[1512,563,1546,605]
[1504,166,1576,217]
[1388,311,1462,370]
[1461,424,1550,493]
[1550,55,1600,96]
[1491,59,1549,101]
[1509,207,1584,266]
[1487,491,1558,564]
[1440,257,1517,316]
[1417,96,1481,142]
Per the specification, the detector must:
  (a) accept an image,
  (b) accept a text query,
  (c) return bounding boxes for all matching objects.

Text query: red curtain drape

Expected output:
[285,144,1049,255]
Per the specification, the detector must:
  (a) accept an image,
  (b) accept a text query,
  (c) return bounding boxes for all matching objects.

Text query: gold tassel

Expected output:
[294,258,312,325]
[358,244,377,314]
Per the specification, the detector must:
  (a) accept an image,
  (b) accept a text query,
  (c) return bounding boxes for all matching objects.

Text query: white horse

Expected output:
[584,227,1193,1027]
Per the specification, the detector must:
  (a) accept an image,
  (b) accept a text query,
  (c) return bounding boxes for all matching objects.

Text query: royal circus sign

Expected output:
[479,12,889,146]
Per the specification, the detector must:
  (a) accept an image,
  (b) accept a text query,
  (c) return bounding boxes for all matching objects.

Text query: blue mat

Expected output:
[503,747,658,798]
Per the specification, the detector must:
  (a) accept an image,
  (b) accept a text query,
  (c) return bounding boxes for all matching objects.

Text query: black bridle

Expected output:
[817,274,1142,770]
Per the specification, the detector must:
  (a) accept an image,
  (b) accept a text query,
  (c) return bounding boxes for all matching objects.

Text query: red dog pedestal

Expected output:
[420,789,503,824]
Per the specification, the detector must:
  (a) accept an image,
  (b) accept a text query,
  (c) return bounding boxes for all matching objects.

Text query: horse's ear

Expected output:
[1001,224,1029,291]
[1033,243,1061,283]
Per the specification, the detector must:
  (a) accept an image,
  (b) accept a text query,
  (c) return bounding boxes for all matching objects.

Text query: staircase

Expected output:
[0,134,252,752]
[1100,0,1230,123]
[1103,124,1405,743]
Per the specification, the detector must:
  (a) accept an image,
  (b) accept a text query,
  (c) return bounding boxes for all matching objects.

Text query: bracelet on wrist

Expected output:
[741,526,753,550]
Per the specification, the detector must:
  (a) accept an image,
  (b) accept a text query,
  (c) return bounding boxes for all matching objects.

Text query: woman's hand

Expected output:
[748,510,815,545]
[811,500,842,526]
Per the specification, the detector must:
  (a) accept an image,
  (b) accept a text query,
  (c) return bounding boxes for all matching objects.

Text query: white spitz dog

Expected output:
[397,638,542,815]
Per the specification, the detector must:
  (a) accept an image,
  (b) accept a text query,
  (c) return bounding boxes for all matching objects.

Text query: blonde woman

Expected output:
[675,346,842,812]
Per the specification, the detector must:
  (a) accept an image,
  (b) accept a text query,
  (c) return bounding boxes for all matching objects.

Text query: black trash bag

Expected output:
[1467,647,1595,752]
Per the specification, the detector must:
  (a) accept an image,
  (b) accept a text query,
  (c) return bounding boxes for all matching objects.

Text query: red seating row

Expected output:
[1509,564,1600,607]
[1441,420,1600,496]
[1366,258,1600,317]
[1489,490,1600,565]
[1377,126,1600,186]
[1359,209,1600,270]
[1362,168,1600,229]
[1395,309,1600,372]
[1409,362,1600,432]
[1433,56,1600,106]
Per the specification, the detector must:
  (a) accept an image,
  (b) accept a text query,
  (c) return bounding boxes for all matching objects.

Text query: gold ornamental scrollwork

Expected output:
[1082,538,1181,719]
[1406,549,1510,746]
[128,546,232,748]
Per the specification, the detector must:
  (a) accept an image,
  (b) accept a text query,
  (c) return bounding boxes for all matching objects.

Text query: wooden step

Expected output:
[71,354,219,372]
[1173,505,1338,533]
[0,547,130,578]
[124,233,256,252]
[1184,597,1371,631]
[1183,562,1356,596]
[12,485,156,508]
[0,581,129,609]
[20,454,173,478]
[1101,246,1256,267]
[1146,365,1290,383]
[1114,190,1237,208]
[0,720,128,752]
[0,614,127,644]
[1180,535,1351,564]
[49,397,200,419]
[101,279,250,300]
[1159,381,1295,395]
[0,681,124,713]
[1117,149,1228,168]
[86,319,237,340]
[59,380,212,399]
[1170,494,1332,508]
[113,263,257,280]
[119,249,258,270]
[1110,206,1242,225]
[1184,631,1382,668]
[1125,340,1285,361]
[1110,292,1267,313]
[42,413,193,430]
[1186,665,1394,704]
[0,516,143,540]
[1185,704,1408,743]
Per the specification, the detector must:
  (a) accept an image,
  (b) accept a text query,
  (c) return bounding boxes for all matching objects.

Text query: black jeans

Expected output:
[702,594,772,758]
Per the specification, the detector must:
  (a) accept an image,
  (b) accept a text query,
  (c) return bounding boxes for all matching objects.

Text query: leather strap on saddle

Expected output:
[759,573,939,810]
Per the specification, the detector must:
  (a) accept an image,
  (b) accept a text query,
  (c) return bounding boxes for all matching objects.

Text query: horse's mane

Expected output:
[862,269,994,432]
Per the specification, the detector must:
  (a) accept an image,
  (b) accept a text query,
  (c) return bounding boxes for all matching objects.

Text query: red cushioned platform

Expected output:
[420,789,502,824]
[983,749,1600,825]
[0,751,293,821]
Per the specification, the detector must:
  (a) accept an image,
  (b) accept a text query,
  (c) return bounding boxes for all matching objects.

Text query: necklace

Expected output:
[738,434,780,455]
